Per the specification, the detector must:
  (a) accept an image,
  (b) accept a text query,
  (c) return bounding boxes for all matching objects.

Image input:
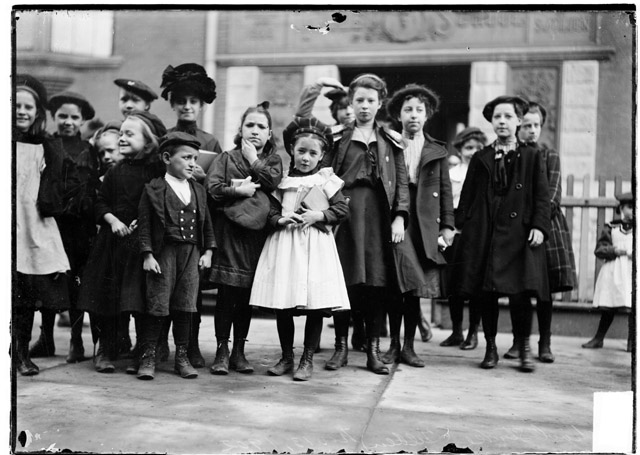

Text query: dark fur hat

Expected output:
[160,63,217,104]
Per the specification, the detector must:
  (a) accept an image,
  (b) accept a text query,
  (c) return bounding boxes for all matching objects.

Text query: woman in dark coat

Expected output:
[453,95,551,373]
[380,84,455,367]
[503,101,577,363]
[205,102,283,375]
[322,73,411,375]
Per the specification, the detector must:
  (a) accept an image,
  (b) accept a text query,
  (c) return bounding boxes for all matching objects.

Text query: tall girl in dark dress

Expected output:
[380,84,455,368]
[77,111,166,373]
[205,102,283,375]
[322,73,410,375]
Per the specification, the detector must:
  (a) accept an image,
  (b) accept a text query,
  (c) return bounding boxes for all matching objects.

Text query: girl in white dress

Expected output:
[250,116,350,381]
[582,192,634,351]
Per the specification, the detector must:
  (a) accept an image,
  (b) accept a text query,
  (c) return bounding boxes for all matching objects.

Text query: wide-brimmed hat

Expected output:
[482,95,528,122]
[386,83,440,120]
[160,63,217,104]
[15,74,48,109]
[453,127,487,150]
[126,110,167,137]
[282,116,333,156]
[114,78,158,103]
[48,91,95,120]
[615,192,634,204]
[159,131,201,154]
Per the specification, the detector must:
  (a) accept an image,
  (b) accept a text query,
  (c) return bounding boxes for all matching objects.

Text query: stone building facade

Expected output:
[15,9,634,181]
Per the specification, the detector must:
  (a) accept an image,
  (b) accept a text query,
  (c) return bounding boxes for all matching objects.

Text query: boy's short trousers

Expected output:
[146,243,199,316]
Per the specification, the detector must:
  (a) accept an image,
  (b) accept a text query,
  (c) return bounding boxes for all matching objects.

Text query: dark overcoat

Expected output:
[453,143,551,299]
[393,135,454,295]
[205,148,283,288]
[137,177,216,256]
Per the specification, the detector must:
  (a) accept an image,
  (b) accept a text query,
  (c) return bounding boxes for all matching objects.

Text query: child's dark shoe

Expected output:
[174,345,198,379]
[582,338,604,349]
[210,340,230,375]
[268,349,294,376]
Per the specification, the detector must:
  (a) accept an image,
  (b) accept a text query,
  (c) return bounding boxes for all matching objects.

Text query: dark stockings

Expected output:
[215,285,252,342]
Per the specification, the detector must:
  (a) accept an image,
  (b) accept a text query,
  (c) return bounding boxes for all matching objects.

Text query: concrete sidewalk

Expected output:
[14,311,633,454]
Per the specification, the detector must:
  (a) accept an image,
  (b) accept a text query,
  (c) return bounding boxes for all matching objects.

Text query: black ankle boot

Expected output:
[210,340,230,375]
[137,344,157,380]
[174,344,198,379]
[519,337,535,372]
[94,341,115,373]
[66,337,87,363]
[16,340,39,376]
[460,324,479,350]
[538,332,555,363]
[230,338,253,373]
[440,327,464,347]
[381,336,401,364]
[503,337,521,359]
[366,338,389,375]
[187,317,205,368]
[325,336,348,370]
[400,337,425,367]
[293,347,314,381]
[29,329,55,358]
[268,347,294,376]
[480,337,499,369]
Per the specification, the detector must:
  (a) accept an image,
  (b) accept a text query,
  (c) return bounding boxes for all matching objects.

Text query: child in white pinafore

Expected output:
[582,192,634,352]
[250,116,350,381]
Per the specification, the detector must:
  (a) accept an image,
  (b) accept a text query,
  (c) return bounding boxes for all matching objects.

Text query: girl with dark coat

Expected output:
[77,111,167,373]
[28,91,101,365]
[14,74,71,376]
[322,73,411,375]
[158,63,223,368]
[503,102,577,363]
[380,84,455,368]
[205,102,283,375]
[453,95,551,373]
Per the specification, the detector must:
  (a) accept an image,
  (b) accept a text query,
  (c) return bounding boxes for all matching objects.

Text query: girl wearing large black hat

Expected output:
[380,84,455,368]
[452,95,551,373]
[159,63,223,368]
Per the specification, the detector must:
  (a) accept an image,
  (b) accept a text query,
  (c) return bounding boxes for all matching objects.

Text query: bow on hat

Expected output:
[160,64,217,104]
[282,116,333,156]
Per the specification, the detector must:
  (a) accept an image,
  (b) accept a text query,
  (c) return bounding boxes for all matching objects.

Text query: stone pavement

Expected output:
[13,310,633,454]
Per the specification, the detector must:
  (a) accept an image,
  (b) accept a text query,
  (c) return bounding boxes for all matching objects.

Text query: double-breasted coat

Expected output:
[453,143,551,299]
[393,135,454,295]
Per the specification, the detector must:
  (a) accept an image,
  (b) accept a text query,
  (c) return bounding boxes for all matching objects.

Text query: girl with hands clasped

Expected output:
[78,111,167,374]
[205,102,283,375]
[452,96,551,373]
[250,117,350,381]
[322,73,410,375]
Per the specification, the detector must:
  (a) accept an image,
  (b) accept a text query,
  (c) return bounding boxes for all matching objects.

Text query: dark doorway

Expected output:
[339,65,471,150]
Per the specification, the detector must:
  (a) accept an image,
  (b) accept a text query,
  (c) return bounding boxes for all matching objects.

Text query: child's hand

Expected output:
[143,254,162,274]
[241,138,259,164]
[440,228,455,246]
[199,250,212,270]
[528,228,544,247]
[297,208,325,229]
[191,164,206,181]
[235,179,261,197]
[277,214,302,226]
[391,216,405,243]
[110,218,132,237]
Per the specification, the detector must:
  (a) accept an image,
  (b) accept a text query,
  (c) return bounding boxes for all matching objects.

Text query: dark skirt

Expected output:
[207,210,269,288]
[15,272,70,311]
[392,184,441,297]
[77,228,146,316]
[546,210,577,293]
[335,182,395,288]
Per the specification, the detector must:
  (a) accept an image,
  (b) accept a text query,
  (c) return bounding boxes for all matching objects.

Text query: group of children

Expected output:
[14,66,633,382]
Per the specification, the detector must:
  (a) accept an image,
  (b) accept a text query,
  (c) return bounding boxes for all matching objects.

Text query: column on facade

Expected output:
[468,61,509,141]
[222,66,260,149]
